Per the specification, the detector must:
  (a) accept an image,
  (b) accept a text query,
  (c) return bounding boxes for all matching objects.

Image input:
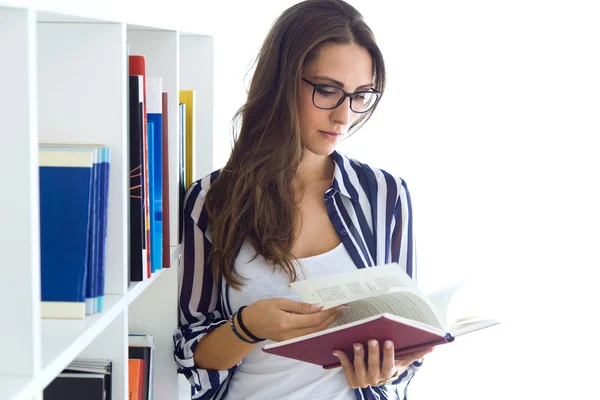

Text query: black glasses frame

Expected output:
[301,77,381,114]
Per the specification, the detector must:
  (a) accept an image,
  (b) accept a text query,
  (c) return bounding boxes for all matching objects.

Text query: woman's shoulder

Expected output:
[332,151,410,201]
[183,168,222,221]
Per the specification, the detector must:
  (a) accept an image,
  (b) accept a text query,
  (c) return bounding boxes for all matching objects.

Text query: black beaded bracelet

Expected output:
[237,306,266,342]
[228,312,260,344]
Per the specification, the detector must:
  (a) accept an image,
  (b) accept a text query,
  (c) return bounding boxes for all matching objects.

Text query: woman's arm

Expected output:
[174,180,344,397]
[192,312,257,371]
[195,298,344,370]
[173,181,233,399]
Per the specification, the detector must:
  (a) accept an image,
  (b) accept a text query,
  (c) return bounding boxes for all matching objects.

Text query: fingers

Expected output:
[352,343,367,387]
[277,298,325,314]
[333,349,357,389]
[288,308,342,338]
[380,340,396,378]
[409,347,434,360]
[395,347,435,368]
[366,340,381,383]
[284,305,345,331]
[337,340,419,389]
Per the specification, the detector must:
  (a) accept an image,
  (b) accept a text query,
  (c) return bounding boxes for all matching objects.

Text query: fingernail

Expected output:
[332,352,339,358]
[311,303,323,309]
[339,305,350,311]
[370,340,377,348]
[354,344,361,352]
[385,340,393,349]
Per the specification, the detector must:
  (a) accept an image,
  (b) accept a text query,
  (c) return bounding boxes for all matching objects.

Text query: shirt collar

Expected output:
[330,150,359,202]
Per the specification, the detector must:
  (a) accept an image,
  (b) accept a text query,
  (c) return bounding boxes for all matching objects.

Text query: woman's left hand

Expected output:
[333,340,434,389]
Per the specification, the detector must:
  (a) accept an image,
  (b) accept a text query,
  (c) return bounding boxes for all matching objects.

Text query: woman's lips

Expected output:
[318,130,342,140]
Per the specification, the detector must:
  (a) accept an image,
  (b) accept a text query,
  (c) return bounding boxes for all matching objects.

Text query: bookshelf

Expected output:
[0,2,214,400]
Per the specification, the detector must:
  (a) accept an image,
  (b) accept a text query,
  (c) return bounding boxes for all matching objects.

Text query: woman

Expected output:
[173,0,433,398]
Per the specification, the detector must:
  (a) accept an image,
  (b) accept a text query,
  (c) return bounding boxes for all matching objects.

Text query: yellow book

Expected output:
[179,90,196,189]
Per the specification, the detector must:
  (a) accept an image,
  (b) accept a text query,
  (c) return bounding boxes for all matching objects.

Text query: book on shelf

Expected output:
[262,264,500,369]
[129,358,145,400]
[129,74,148,282]
[43,357,112,400]
[128,52,174,280]
[39,144,111,319]
[129,55,152,278]
[147,76,163,273]
[178,102,187,243]
[161,91,171,267]
[129,333,155,400]
[179,90,196,190]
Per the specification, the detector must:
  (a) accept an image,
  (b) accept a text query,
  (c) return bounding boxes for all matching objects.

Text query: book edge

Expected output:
[263,313,446,350]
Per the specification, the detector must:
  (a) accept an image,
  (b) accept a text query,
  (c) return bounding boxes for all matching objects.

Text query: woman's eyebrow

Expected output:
[313,75,374,90]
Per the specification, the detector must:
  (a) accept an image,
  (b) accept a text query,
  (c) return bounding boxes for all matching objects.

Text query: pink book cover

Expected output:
[262,314,452,369]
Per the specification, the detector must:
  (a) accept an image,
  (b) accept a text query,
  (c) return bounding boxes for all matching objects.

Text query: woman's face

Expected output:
[299,42,374,157]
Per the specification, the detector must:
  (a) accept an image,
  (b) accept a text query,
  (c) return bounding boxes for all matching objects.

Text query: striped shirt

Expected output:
[173,150,423,400]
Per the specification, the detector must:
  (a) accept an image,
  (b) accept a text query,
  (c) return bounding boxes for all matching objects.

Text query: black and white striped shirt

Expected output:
[173,150,422,400]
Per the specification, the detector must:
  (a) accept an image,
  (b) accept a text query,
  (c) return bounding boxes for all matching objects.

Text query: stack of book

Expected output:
[43,358,112,400]
[128,333,155,400]
[39,144,111,319]
[37,51,198,319]
[127,52,196,284]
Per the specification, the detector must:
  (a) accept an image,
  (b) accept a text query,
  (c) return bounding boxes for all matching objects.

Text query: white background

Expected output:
[207,1,600,398]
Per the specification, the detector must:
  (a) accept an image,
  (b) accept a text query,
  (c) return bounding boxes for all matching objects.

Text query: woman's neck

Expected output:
[295,150,335,185]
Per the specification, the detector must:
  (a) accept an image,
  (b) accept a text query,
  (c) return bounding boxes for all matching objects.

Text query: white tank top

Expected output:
[226,240,357,400]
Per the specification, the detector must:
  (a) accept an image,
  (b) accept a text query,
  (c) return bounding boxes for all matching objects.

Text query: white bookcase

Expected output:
[0,1,214,399]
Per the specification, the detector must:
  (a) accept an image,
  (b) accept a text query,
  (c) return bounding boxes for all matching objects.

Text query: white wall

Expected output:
[207,1,600,399]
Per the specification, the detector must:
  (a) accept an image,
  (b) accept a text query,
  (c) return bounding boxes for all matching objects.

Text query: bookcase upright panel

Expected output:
[80,311,128,400]
[180,34,214,180]
[0,7,42,377]
[36,21,129,297]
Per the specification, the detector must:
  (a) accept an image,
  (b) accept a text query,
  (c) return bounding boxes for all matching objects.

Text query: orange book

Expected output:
[128,358,145,400]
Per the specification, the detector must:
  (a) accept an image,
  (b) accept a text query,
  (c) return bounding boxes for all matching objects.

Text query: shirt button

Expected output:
[341,229,347,236]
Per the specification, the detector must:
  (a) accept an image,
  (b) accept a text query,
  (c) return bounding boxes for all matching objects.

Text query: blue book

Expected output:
[96,147,110,312]
[147,121,159,274]
[147,76,163,272]
[39,148,94,319]
[88,148,99,314]
[147,114,162,273]
[40,144,110,315]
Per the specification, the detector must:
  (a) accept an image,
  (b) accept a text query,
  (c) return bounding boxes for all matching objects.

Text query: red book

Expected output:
[263,314,454,369]
[262,263,499,369]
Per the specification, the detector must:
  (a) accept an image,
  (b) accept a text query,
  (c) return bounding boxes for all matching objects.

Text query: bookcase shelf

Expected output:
[2,246,181,400]
[0,2,213,399]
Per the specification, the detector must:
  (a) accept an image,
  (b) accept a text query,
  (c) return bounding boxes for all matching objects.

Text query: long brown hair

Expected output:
[206,0,386,290]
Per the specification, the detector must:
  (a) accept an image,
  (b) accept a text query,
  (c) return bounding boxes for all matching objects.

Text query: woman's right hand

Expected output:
[242,298,346,342]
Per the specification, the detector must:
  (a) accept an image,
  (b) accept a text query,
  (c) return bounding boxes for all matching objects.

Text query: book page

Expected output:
[290,263,423,310]
[449,317,500,337]
[425,280,466,329]
[330,290,444,330]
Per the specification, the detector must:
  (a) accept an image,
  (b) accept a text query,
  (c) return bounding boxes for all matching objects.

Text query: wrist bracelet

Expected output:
[374,369,401,386]
[237,306,266,342]
[228,312,260,344]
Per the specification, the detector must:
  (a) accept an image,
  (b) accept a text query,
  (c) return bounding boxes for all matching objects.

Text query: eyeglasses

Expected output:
[301,77,381,114]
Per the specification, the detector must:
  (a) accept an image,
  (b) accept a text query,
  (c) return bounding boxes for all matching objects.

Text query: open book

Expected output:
[262,263,499,369]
